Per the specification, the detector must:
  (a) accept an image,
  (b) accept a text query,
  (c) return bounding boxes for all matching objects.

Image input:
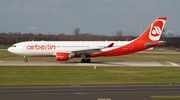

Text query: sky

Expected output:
[0,0,179,36]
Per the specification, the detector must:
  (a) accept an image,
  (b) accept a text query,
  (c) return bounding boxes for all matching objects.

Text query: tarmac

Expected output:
[1,84,180,100]
[0,60,180,67]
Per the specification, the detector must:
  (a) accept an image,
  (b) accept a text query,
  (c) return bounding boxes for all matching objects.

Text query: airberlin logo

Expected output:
[149,20,165,41]
[151,26,161,36]
[26,44,56,50]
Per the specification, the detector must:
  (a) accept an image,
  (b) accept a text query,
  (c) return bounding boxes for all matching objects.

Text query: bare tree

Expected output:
[116,30,123,37]
[162,28,167,35]
[59,33,65,36]
[161,28,167,40]
[73,28,80,36]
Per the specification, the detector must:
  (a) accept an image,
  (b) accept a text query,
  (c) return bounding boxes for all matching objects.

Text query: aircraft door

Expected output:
[129,43,133,49]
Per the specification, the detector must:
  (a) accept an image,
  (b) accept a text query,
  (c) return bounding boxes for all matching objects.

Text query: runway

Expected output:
[0,61,180,67]
[0,84,180,100]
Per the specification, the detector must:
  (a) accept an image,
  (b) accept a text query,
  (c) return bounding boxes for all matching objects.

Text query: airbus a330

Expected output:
[8,17,167,63]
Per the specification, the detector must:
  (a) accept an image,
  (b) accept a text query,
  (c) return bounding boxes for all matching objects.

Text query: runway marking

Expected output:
[150,96,180,98]
[168,62,179,66]
[0,61,4,63]
[77,61,163,66]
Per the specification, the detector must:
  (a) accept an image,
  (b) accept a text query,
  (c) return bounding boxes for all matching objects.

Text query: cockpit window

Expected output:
[12,45,16,47]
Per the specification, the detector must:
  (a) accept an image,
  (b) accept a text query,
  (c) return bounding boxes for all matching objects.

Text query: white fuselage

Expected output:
[8,41,131,56]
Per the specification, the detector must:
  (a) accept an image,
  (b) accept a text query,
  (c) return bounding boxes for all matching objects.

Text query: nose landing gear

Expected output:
[24,56,28,62]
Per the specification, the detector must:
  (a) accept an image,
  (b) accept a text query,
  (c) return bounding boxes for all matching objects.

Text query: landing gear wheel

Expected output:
[24,56,28,62]
[81,59,86,63]
[24,59,28,62]
[86,59,91,63]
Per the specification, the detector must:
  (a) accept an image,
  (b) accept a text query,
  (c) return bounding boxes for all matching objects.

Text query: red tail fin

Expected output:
[136,17,167,42]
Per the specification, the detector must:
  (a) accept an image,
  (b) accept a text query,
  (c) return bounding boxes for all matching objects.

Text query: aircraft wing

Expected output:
[71,48,102,55]
[71,43,114,55]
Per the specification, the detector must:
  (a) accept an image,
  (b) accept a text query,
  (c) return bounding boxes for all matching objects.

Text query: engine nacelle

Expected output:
[56,52,74,61]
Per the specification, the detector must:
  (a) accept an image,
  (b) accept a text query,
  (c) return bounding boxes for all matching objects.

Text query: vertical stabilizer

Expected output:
[136,17,167,42]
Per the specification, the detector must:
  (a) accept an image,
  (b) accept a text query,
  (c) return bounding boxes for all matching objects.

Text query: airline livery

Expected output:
[8,17,167,63]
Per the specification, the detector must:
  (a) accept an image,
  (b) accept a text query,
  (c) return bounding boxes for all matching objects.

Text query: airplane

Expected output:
[8,17,167,63]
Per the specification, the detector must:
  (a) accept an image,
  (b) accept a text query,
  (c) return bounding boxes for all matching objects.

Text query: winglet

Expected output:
[107,43,114,47]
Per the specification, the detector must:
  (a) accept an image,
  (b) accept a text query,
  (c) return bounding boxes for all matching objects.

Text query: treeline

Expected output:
[0,33,180,49]
[162,37,180,49]
[0,33,136,45]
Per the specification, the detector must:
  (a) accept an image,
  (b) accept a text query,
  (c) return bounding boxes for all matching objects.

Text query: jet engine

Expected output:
[56,52,74,61]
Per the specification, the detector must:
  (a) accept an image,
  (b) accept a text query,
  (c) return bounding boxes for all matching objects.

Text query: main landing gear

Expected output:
[24,56,28,62]
[80,54,91,63]
[81,59,91,63]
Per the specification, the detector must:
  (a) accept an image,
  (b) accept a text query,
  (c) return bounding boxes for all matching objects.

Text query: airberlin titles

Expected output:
[26,44,56,50]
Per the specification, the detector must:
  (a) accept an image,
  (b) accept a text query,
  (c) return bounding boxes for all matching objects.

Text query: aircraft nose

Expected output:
[7,46,22,55]
[7,47,12,53]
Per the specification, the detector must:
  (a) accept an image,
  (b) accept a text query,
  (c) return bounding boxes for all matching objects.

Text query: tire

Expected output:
[81,59,85,63]
[24,59,28,62]
[86,59,91,63]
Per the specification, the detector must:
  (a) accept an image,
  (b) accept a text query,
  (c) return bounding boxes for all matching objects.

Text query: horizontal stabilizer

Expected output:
[145,41,166,48]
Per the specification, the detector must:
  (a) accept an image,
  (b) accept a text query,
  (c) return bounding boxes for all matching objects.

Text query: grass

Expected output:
[1,49,180,86]
[1,49,180,62]
[0,66,180,86]
[0,45,10,49]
